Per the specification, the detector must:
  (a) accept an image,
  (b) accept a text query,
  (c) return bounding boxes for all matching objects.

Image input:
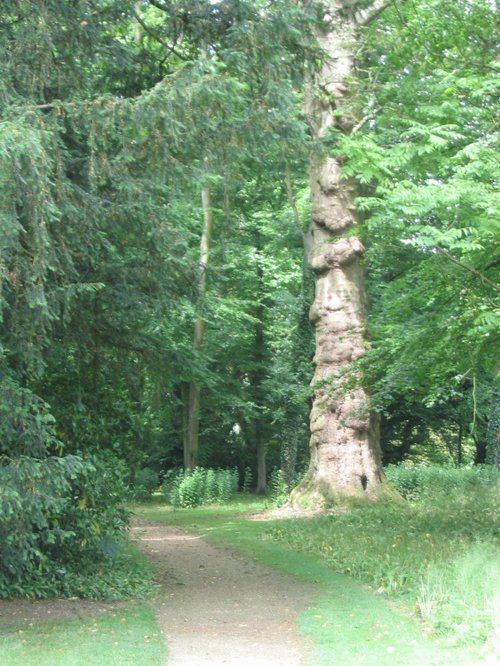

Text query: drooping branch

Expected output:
[147,0,171,12]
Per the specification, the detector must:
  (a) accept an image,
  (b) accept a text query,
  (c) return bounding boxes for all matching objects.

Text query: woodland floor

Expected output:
[2,515,492,665]
[0,520,314,665]
[133,519,315,666]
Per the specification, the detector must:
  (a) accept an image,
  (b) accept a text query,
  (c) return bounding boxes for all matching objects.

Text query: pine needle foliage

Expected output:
[1,0,321,594]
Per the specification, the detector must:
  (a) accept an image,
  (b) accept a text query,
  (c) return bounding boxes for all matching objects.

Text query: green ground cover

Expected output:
[139,465,499,665]
[270,465,499,647]
[2,464,496,665]
[0,603,166,666]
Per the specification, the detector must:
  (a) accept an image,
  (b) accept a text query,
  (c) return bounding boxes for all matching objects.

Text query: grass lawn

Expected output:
[138,496,493,666]
[0,602,166,666]
[3,465,496,665]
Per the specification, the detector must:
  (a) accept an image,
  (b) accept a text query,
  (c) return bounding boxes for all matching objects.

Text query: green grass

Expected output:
[266,500,499,644]
[0,603,166,666]
[0,541,165,665]
[6,465,493,665]
[138,493,491,665]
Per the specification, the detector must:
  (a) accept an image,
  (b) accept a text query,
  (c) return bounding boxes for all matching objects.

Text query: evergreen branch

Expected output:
[285,165,305,242]
[4,98,115,114]
[133,9,170,47]
[132,9,188,60]
[285,165,313,264]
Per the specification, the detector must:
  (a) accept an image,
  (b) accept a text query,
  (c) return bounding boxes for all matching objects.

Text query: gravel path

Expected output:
[133,520,315,666]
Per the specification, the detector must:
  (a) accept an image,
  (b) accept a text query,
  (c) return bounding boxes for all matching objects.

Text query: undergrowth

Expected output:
[162,467,239,508]
[0,452,154,599]
[2,540,154,600]
[266,464,500,646]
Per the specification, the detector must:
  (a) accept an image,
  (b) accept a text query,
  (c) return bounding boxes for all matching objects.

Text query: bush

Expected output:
[0,454,86,591]
[204,468,218,503]
[385,462,499,501]
[242,467,253,493]
[163,467,238,508]
[268,468,289,507]
[0,451,135,599]
[132,467,159,500]
[177,467,206,508]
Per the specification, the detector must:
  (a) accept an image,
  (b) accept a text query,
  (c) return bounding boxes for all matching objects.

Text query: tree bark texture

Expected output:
[183,181,212,469]
[292,2,384,504]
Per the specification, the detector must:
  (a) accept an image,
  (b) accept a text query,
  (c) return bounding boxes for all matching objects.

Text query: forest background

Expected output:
[0,0,498,600]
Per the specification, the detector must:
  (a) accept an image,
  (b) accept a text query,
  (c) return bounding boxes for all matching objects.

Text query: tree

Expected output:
[0,0,163,596]
[183,166,213,469]
[292,1,392,506]
[339,0,499,465]
[132,0,317,483]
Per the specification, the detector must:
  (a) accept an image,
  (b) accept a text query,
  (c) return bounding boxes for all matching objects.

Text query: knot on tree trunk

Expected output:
[310,237,365,273]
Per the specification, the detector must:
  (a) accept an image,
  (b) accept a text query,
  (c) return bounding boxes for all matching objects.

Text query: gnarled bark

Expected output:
[291,2,385,505]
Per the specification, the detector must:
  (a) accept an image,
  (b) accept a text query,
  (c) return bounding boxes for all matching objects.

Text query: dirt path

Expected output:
[132,520,315,666]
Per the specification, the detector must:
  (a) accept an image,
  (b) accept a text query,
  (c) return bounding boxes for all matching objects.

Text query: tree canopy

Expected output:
[0,0,498,595]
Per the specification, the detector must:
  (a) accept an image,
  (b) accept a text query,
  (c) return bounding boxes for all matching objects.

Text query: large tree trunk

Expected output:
[183,179,213,469]
[292,1,386,506]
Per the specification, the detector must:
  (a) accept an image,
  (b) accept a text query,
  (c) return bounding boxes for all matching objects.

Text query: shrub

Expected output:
[163,467,238,508]
[0,451,135,599]
[161,467,182,499]
[0,453,86,590]
[132,467,159,500]
[215,467,237,503]
[385,462,499,501]
[204,468,218,503]
[178,467,206,508]
[268,468,289,507]
[243,466,253,494]
[385,462,426,500]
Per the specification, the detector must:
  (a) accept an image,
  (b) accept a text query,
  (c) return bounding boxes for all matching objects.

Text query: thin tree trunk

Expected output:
[285,165,312,267]
[181,381,190,468]
[184,177,213,469]
[254,323,266,493]
[292,2,386,505]
[473,434,487,464]
[486,382,500,467]
[255,412,266,494]
[457,424,463,466]
[253,229,267,494]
